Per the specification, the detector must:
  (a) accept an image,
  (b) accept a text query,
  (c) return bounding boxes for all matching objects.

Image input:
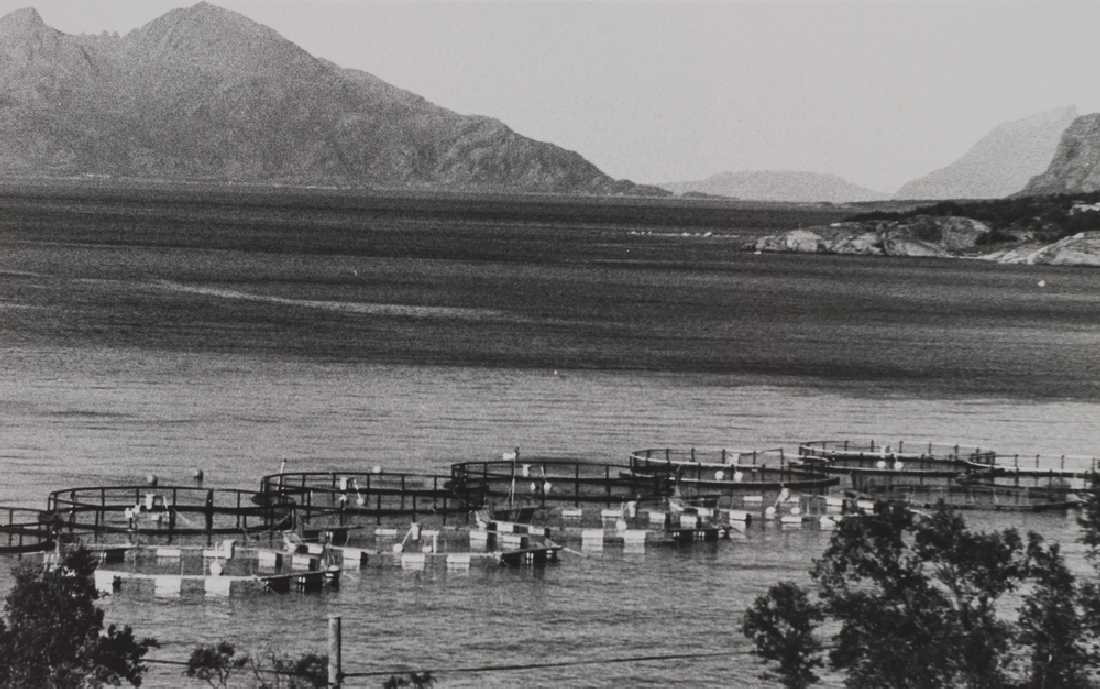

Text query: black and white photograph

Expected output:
[0,1,1098,687]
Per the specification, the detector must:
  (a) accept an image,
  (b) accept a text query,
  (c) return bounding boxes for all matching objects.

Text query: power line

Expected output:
[341,648,751,678]
[144,648,757,680]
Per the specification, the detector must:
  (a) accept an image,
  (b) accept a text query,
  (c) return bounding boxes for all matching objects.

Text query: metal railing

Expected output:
[798,440,996,464]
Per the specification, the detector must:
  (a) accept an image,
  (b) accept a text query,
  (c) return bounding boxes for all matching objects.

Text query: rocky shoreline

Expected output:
[752,215,1100,266]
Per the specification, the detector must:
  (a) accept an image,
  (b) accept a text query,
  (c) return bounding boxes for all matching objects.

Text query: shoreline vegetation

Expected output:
[743,484,1100,689]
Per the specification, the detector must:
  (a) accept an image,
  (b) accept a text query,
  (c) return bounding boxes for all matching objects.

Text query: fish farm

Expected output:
[1,440,1096,599]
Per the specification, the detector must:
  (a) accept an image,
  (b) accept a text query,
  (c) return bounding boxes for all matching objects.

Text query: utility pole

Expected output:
[328,615,342,688]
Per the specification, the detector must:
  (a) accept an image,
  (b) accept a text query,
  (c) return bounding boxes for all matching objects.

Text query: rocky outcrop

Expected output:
[753,216,992,257]
[895,107,1076,200]
[661,170,887,202]
[0,3,664,195]
[1018,114,1100,196]
[982,232,1100,266]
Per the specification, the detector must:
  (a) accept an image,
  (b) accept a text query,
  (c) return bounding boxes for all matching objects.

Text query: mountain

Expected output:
[0,3,663,195]
[1017,113,1100,196]
[894,106,1077,200]
[660,170,888,203]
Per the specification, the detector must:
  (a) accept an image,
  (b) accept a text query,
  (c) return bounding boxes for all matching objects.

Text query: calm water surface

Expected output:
[1,190,1098,687]
[0,349,1096,688]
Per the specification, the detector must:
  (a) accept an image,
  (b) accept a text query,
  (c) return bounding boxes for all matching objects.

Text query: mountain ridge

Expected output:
[0,3,665,195]
[894,106,1077,200]
[1018,113,1100,196]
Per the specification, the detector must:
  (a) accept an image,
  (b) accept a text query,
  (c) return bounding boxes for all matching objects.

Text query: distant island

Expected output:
[661,170,888,203]
[0,4,667,197]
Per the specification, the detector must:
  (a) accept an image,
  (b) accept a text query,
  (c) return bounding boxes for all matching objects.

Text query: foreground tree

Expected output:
[1016,536,1092,689]
[744,500,1100,689]
[741,582,822,689]
[0,547,158,688]
[185,641,327,689]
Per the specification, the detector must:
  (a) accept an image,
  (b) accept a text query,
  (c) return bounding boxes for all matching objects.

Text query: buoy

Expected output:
[764,506,777,519]
[875,460,887,470]
[733,471,744,483]
[714,470,725,481]
[391,543,404,554]
[371,465,382,474]
[1038,279,1046,288]
[543,481,552,494]
[894,461,905,471]
[192,469,204,482]
[145,474,158,487]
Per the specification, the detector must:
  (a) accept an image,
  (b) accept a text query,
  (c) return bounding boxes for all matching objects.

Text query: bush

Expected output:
[0,547,158,688]
[743,501,1100,688]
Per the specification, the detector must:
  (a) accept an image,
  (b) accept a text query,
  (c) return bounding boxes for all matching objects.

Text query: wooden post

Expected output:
[327,615,342,688]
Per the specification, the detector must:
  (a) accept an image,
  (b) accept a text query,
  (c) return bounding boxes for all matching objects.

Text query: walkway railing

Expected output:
[47,485,286,543]
[450,458,663,508]
[0,507,56,553]
[257,471,461,522]
[986,453,1099,477]
[628,448,838,495]
[799,440,996,464]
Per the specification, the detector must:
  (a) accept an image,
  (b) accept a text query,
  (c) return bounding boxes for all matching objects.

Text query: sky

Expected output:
[4,0,1100,192]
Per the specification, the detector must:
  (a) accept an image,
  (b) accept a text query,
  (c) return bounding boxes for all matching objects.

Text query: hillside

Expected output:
[0,4,663,195]
[661,170,887,203]
[895,106,1076,200]
[1018,113,1100,196]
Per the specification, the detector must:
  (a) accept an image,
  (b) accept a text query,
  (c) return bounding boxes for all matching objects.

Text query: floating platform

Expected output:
[0,507,58,554]
[628,448,839,502]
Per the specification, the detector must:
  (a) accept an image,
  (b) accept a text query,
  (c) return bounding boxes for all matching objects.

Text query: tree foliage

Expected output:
[742,581,822,689]
[743,499,1100,689]
[185,641,327,689]
[382,672,437,689]
[0,547,158,688]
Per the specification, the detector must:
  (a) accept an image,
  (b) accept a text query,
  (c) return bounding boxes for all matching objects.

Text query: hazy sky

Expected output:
[5,0,1100,191]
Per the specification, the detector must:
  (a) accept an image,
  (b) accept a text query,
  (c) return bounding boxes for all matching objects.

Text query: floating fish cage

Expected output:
[627,448,839,503]
[257,470,465,526]
[796,440,997,489]
[974,453,1099,489]
[45,486,291,544]
[861,481,1082,512]
[449,458,667,509]
[0,507,58,554]
[798,440,997,467]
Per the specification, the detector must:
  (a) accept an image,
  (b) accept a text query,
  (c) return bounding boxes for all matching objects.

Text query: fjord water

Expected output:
[1,188,1099,687]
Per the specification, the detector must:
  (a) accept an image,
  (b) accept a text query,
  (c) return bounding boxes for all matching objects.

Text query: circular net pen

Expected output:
[628,448,838,505]
[861,480,1083,512]
[449,458,670,512]
[47,485,293,545]
[257,471,465,528]
[977,453,1099,488]
[798,440,997,468]
[0,507,58,554]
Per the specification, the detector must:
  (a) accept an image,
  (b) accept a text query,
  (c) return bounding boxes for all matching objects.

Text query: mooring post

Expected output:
[328,615,342,688]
